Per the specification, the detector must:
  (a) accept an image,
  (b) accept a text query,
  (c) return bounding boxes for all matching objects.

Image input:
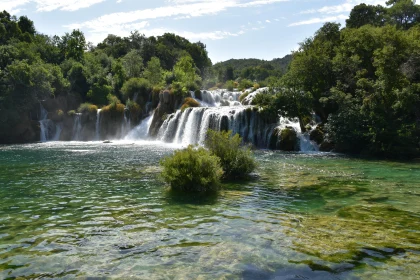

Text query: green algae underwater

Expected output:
[0,141,419,279]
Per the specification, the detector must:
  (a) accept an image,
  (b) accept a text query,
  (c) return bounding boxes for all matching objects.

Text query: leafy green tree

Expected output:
[60,29,86,62]
[122,49,143,78]
[346,4,387,28]
[87,82,113,105]
[17,16,35,35]
[143,57,163,86]
[386,0,420,29]
[173,54,201,89]
[121,77,151,105]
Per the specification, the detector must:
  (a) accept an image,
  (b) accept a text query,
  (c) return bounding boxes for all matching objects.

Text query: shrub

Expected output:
[239,91,250,103]
[126,99,142,123]
[181,97,200,112]
[78,103,98,114]
[107,94,121,106]
[67,110,76,116]
[225,80,235,91]
[204,130,256,179]
[87,83,113,106]
[121,78,151,105]
[160,145,223,192]
[238,79,254,90]
[170,81,189,97]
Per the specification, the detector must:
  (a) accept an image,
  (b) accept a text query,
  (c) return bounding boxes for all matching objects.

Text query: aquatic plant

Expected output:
[160,145,223,192]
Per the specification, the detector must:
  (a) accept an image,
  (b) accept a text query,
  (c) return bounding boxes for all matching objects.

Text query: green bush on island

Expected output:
[160,145,223,192]
[205,129,256,179]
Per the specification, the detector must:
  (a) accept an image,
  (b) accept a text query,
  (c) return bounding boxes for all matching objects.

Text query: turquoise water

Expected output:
[0,142,419,279]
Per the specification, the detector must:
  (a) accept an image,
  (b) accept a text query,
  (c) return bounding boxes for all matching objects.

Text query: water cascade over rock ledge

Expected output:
[35,88,322,152]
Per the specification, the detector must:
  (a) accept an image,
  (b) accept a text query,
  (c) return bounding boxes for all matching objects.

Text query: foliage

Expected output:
[143,57,163,86]
[225,80,235,91]
[121,78,151,104]
[160,145,223,192]
[238,79,254,91]
[173,54,202,90]
[77,103,98,114]
[122,50,143,78]
[239,91,251,103]
[181,97,200,111]
[87,82,113,105]
[204,130,256,179]
[212,56,291,83]
[126,99,142,123]
[276,2,420,158]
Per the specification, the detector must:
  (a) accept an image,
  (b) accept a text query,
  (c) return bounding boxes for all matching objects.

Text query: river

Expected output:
[0,141,419,279]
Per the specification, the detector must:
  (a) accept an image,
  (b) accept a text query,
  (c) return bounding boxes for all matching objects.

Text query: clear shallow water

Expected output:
[0,142,419,279]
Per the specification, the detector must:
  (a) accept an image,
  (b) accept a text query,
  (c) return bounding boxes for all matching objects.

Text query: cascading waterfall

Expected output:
[125,115,153,140]
[158,106,275,148]
[39,104,62,142]
[35,88,320,152]
[122,110,131,138]
[95,109,102,140]
[277,116,319,152]
[72,113,82,141]
[192,90,242,107]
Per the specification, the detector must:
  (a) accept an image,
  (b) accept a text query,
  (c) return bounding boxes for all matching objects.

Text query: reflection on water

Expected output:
[0,142,419,279]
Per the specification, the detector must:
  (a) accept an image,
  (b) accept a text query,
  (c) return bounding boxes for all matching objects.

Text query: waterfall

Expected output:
[192,89,242,107]
[158,106,275,148]
[122,110,131,138]
[72,114,82,141]
[39,104,62,142]
[95,109,102,140]
[277,117,319,152]
[124,115,153,140]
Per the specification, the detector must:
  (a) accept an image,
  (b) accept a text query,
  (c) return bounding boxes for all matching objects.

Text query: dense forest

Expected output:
[252,0,420,158]
[211,56,292,87]
[1,0,419,158]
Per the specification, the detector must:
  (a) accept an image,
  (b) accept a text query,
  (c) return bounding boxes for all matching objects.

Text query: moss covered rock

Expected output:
[280,128,298,151]
[309,125,324,145]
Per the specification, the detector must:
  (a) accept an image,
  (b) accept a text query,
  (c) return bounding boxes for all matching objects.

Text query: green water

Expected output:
[0,142,419,279]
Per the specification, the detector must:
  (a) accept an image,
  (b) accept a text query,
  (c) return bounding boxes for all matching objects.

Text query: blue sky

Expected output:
[1,0,386,63]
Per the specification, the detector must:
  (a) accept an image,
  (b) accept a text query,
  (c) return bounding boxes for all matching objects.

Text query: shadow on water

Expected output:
[241,263,360,280]
[164,189,220,205]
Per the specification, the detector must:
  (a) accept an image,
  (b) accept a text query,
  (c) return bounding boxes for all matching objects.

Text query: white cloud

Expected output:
[66,1,238,31]
[65,0,289,40]
[300,0,387,15]
[0,0,30,14]
[289,14,348,26]
[0,0,105,13]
